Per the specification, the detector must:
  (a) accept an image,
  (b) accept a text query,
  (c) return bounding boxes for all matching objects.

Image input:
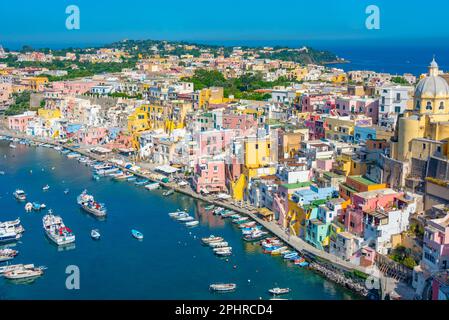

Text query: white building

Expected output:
[378,85,413,129]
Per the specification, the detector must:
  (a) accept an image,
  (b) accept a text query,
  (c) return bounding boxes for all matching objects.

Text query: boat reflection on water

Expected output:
[242,241,261,255]
[57,242,76,252]
[5,275,43,285]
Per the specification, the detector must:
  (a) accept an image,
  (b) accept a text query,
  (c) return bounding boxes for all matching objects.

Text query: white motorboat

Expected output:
[268,288,291,295]
[185,220,199,227]
[13,190,27,201]
[168,210,187,218]
[4,267,44,280]
[202,236,224,244]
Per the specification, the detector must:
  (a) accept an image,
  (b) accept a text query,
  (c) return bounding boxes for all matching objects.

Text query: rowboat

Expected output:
[42,185,50,191]
[213,247,232,253]
[168,210,187,218]
[214,249,232,257]
[284,252,299,260]
[14,190,27,201]
[132,229,144,240]
[268,288,291,295]
[91,229,101,240]
[271,246,289,256]
[210,283,236,292]
[232,217,250,225]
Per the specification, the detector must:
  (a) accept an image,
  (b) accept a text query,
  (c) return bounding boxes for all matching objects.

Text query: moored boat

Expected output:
[13,190,27,201]
[4,267,45,280]
[77,190,107,218]
[210,283,236,292]
[163,189,175,196]
[202,235,224,245]
[168,210,188,218]
[185,220,199,227]
[91,229,101,240]
[132,229,144,240]
[268,288,291,295]
[145,182,160,191]
[42,212,75,246]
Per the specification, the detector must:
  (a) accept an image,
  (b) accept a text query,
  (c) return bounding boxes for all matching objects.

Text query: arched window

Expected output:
[440,102,445,110]
[426,102,432,110]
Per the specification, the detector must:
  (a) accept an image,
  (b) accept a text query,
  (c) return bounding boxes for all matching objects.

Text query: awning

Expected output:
[155,165,180,174]
[258,208,274,217]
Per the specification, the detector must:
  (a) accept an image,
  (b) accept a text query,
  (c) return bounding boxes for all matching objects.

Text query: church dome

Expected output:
[415,76,449,98]
[414,58,449,99]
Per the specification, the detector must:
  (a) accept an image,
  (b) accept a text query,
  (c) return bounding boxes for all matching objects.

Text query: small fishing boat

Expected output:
[64,189,70,195]
[132,229,144,240]
[32,202,46,211]
[42,185,50,191]
[185,220,199,227]
[204,205,215,211]
[202,236,224,245]
[67,152,81,159]
[163,189,175,197]
[9,144,17,149]
[91,229,101,240]
[113,173,134,181]
[77,191,107,218]
[145,182,160,191]
[268,288,291,295]
[14,190,27,201]
[232,217,250,225]
[42,212,75,246]
[294,258,309,267]
[284,252,299,260]
[213,247,232,253]
[210,283,236,292]
[127,176,137,182]
[271,246,289,256]
[243,230,268,242]
[0,249,19,262]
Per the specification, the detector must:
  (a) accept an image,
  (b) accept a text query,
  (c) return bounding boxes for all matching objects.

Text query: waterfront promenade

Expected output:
[1,128,415,299]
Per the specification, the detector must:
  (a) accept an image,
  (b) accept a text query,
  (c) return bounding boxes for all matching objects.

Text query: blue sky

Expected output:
[0,0,448,48]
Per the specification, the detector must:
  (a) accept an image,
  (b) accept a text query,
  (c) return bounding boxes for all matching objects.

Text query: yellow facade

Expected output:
[244,138,273,169]
[38,108,61,120]
[325,117,355,141]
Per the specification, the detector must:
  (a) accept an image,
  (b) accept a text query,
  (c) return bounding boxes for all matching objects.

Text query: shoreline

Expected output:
[1,130,385,298]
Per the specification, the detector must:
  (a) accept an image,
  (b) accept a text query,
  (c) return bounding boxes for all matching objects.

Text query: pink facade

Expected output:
[222,114,257,136]
[335,97,380,124]
[197,130,235,158]
[305,115,327,140]
[79,127,108,145]
[52,80,98,95]
[301,94,333,113]
[316,159,334,171]
[8,112,36,132]
[344,190,400,236]
[193,159,227,193]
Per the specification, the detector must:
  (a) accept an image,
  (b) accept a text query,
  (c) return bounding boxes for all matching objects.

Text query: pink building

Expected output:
[8,111,36,132]
[192,158,227,194]
[422,213,449,271]
[301,94,333,113]
[304,115,327,140]
[197,130,236,158]
[52,80,98,95]
[79,127,108,145]
[316,159,334,171]
[344,189,399,236]
[222,113,257,136]
[335,97,380,124]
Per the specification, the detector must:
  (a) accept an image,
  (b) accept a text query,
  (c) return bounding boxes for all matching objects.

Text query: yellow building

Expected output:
[199,87,225,109]
[23,77,48,91]
[393,58,449,162]
[244,136,273,169]
[38,108,61,120]
[325,116,356,142]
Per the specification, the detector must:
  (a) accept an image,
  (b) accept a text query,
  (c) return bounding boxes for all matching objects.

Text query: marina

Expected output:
[0,138,359,300]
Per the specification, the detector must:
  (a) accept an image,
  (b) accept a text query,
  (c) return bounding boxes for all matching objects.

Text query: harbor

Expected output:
[0,136,361,300]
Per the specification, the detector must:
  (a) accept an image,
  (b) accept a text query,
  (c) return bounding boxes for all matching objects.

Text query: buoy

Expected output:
[233,265,237,269]
[248,279,251,283]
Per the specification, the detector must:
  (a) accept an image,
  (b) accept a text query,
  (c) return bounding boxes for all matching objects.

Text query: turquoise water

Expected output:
[0,141,358,300]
